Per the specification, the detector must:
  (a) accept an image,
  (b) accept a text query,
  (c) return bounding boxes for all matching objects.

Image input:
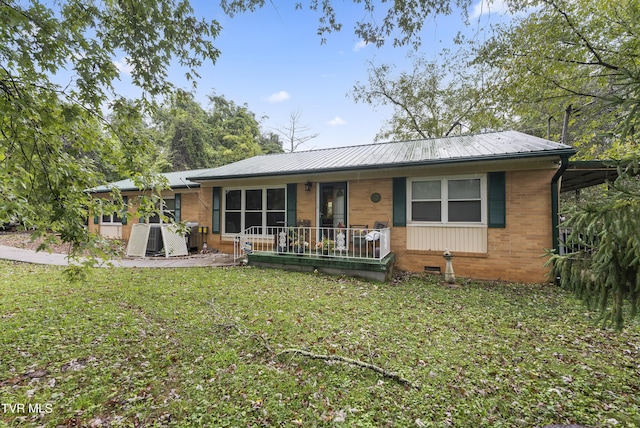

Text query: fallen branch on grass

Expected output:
[277,348,421,390]
[210,299,420,390]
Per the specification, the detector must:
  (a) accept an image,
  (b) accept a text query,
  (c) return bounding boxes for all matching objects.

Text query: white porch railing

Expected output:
[558,227,597,255]
[234,225,391,262]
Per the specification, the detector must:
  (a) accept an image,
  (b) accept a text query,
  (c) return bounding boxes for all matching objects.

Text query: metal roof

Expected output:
[561,160,621,193]
[90,169,205,194]
[91,131,575,192]
[189,130,575,181]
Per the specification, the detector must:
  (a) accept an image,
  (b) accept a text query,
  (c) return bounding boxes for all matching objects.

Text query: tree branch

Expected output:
[371,65,430,139]
[541,0,620,71]
[277,348,421,390]
[209,300,420,390]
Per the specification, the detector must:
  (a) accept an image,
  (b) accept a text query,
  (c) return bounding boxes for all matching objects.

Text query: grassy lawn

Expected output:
[1,261,639,427]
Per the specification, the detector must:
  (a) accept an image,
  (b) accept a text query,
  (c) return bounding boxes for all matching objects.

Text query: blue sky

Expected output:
[115,0,510,150]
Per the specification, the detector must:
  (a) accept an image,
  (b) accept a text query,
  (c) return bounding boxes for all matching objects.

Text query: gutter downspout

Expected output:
[551,154,571,252]
[552,104,574,253]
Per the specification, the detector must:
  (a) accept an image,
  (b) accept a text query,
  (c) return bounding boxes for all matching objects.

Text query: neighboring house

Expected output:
[90,130,578,283]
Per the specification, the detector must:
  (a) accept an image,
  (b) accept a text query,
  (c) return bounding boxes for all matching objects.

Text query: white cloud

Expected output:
[470,0,510,18]
[327,116,346,126]
[263,91,291,103]
[113,57,133,75]
[353,40,369,52]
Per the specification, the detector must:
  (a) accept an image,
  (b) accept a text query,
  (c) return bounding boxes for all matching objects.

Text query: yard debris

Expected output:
[276,348,420,390]
[210,298,420,390]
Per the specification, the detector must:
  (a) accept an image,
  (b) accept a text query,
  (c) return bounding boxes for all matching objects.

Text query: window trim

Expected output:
[222,185,287,235]
[99,199,124,225]
[148,197,177,224]
[407,175,487,225]
[100,212,123,225]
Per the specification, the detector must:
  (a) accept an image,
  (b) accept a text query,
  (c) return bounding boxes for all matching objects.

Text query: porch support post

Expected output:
[551,155,571,253]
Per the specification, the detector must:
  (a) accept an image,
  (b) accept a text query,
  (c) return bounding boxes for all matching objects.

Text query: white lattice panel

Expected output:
[160,225,188,257]
[126,224,150,257]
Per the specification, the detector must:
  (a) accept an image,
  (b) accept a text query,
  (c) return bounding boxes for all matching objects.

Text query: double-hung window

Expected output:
[148,198,176,224]
[224,187,286,234]
[410,176,485,224]
[102,212,123,224]
[101,199,124,224]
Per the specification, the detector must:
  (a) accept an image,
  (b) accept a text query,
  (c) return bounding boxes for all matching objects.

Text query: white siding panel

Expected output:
[407,226,487,253]
[100,224,122,240]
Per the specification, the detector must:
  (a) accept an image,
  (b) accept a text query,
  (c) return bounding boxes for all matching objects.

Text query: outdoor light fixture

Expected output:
[305,181,312,191]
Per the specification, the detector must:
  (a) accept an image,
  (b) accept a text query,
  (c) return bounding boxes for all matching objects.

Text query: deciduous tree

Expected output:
[474,0,640,153]
[0,0,220,264]
[220,0,492,48]
[208,93,264,163]
[350,55,504,141]
[274,109,319,152]
[477,0,640,328]
[154,90,215,171]
[258,131,285,154]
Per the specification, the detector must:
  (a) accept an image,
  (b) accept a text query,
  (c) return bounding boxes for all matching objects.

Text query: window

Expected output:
[149,198,176,224]
[409,176,485,224]
[224,187,286,234]
[101,212,122,224]
[448,179,481,222]
[411,180,442,222]
[100,199,123,224]
[97,196,128,225]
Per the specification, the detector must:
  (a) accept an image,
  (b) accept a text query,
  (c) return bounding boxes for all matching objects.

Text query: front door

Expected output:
[319,182,347,230]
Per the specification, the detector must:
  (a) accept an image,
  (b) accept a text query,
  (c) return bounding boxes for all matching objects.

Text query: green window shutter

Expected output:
[488,172,506,228]
[121,196,128,225]
[393,177,406,227]
[212,187,221,234]
[174,193,181,222]
[93,216,99,225]
[287,183,297,227]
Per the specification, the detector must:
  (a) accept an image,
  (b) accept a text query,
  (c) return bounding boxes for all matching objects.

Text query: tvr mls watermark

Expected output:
[1,403,53,414]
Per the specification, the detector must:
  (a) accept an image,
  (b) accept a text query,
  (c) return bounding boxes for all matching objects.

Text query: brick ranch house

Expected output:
[90,130,578,283]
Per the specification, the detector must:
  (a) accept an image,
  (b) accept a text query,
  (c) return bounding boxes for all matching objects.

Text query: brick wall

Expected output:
[393,169,556,283]
[99,167,556,283]
[296,183,316,227]
[347,179,392,228]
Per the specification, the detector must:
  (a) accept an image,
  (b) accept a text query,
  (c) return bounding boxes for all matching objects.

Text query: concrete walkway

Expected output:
[0,245,236,268]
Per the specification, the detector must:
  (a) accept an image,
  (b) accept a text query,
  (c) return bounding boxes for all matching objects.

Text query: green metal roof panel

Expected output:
[90,169,205,193]
[92,131,575,192]
[189,130,575,181]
